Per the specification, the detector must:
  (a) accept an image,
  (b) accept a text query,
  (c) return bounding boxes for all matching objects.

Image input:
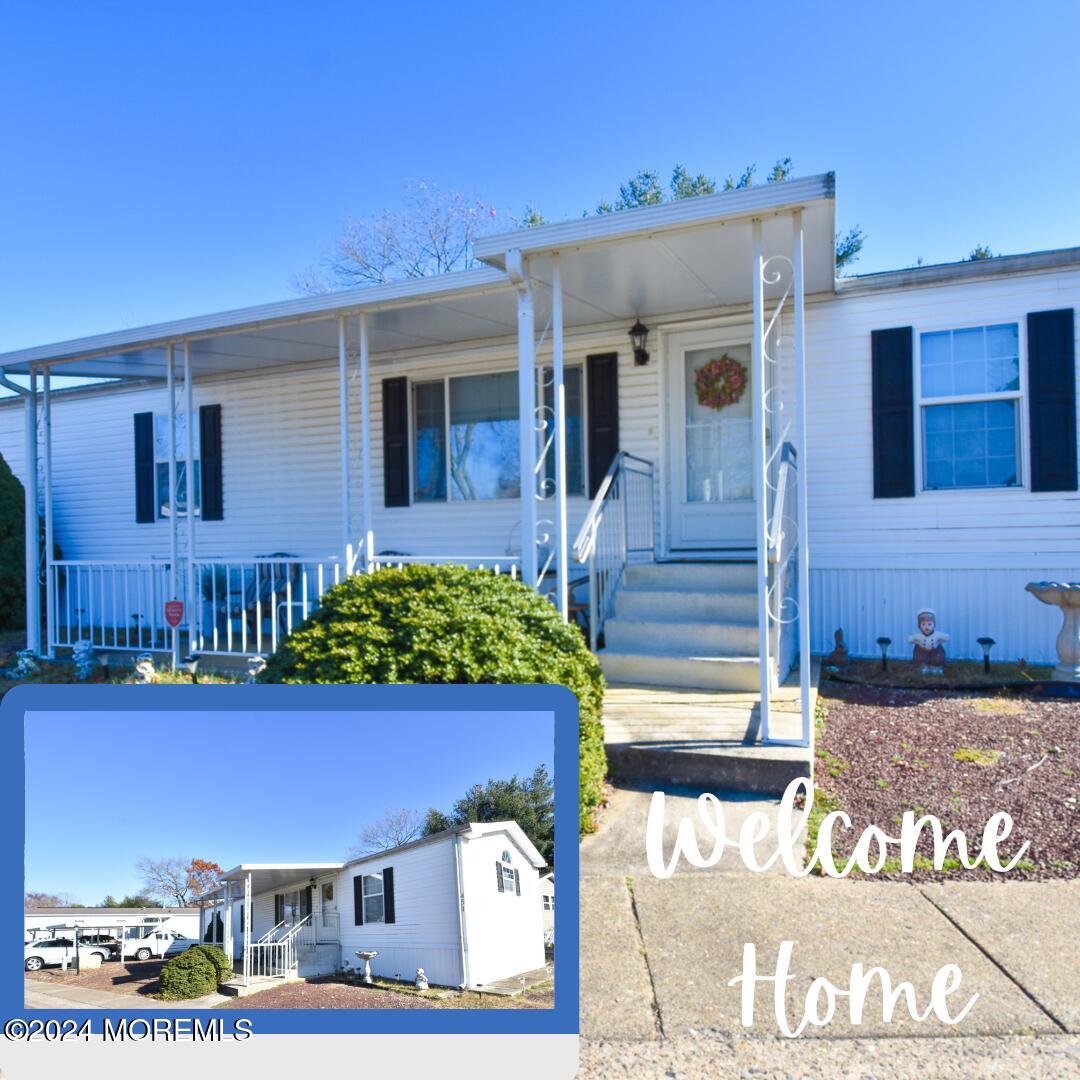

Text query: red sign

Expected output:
[165,600,184,628]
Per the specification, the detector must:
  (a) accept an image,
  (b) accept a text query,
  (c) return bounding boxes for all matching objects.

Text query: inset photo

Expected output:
[17,694,566,1017]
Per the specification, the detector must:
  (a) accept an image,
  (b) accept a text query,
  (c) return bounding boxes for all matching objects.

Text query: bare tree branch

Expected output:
[347,808,424,858]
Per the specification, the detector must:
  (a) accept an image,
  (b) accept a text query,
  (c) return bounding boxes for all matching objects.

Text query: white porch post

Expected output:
[24,367,40,654]
[792,211,812,746]
[183,342,196,652]
[551,255,569,619]
[508,249,538,587]
[751,220,772,741]
[166,343,179,668]
[42,367,55,657]
[359,311,374,569]
[243,872,252,987]
[338,316,353,572]
[223,879,233,959]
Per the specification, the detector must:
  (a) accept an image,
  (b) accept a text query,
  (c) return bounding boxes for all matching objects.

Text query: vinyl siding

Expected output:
[459,830,545,988]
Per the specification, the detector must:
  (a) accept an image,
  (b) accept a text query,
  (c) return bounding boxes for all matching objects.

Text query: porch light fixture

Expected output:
[629,320,650,366]
[977,637,996,674]
[876,637,891,672]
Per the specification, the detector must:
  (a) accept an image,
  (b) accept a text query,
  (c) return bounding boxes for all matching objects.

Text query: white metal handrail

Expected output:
[572,452,655,651]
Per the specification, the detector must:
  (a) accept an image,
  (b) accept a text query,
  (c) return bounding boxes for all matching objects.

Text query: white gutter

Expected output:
[452,834,471,990]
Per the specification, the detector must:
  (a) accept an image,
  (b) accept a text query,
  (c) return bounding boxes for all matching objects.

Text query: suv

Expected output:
[24,938,112,971]
[127,930,195,961]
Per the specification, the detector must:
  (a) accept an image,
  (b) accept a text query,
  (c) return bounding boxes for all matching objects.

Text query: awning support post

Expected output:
[751,219,772,742]
[551,255,569,619]
[338,316,353,573]
[222,878,233,960]
[24,368,41,654]
[508,249,538,588]
[42,367,55,657]
[166,343,179,669]
[183,342,196,653]
[359,311,374,569]
[243,872,252,987]
[792,210,812,747]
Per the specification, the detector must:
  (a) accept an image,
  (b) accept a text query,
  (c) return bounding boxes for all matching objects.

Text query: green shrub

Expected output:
[261,564,607,832]
[190,944,232,985]
[158,950,217,1000]
[0,453,25,630]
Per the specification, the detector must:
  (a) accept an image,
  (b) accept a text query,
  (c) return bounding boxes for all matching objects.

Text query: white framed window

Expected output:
[362,873,384,923]
[542,894,552,911]
[918,323,1022,491]
[410,366,587,502]
[154,413,201,517]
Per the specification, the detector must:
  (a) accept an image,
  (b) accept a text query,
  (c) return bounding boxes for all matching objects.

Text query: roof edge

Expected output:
[474,173,835,263]
[838,246,1080,295]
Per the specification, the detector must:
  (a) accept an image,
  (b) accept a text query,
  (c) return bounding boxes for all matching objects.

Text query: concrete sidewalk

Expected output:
[580,784,1080,1077]
[24,981,227,1010]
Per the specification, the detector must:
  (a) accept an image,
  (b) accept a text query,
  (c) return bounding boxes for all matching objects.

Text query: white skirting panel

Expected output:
[810,567,1069,664]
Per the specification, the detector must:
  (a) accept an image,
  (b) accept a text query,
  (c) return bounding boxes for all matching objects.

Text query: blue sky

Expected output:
[2,2,1079,352]
[24,710,553,904]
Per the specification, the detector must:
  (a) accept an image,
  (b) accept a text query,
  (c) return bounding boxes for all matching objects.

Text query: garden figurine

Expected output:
[824,628,849,673]
[907,608,948,675]
[247,655,266,683]
[72,640,95,680]
[7,649,39,679]
[134,654,156,684]
[415,967,429,990]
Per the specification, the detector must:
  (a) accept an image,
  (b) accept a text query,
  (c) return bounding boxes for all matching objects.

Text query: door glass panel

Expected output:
[684,345,752,503]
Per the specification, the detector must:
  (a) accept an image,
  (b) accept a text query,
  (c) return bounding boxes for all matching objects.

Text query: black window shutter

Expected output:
[495,861,504,892]
[382,377,410,507]
[274,894,283,925]
[586,353,619,497]
[1028,308,1077,492]
[383,867,395,924]
[353,875,364,925]
[133,412,155,523]
[199,404,224,520]
[513,868,520,896]
[871,327,915,498]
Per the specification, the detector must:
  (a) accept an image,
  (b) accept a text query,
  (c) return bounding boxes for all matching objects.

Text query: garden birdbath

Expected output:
[354,950,379,985]
[1025,582,1080,682]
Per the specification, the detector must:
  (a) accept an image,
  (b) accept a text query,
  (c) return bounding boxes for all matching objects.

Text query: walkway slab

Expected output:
[630,876,1056,1038]
[579,876,658,1041]
[921,881,1080,1033]
[582,784,804,878]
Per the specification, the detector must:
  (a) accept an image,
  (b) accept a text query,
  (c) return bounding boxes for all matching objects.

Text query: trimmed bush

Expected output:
[261,565,607,832]
[190,944,232,985]
[0,453,25,631]
[158,950,217,1000]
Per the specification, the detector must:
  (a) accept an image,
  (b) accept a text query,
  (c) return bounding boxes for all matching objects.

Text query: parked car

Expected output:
[24,938,112,971]
[77,934,120,956]
[127,929,195,961]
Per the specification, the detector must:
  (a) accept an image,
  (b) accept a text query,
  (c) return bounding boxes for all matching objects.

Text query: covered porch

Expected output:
[202,862,345,986]
[0,174,836,746]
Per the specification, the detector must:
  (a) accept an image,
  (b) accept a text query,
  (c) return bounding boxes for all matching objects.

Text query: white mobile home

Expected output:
[1,174,1077,744]
[200,822,547,990]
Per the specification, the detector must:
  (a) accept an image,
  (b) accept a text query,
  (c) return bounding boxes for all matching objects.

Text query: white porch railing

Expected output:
[192,556,347,656]
[245,915,311,980]
[49,560,175,651]
[368,554,521,578]
[316,910,340,943]
[572,452,655,651]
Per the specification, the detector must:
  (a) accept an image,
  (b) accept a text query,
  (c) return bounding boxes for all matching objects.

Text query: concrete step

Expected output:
[599,649,760,691]
[604,617,758,657]
[615,588,758,623]
[623,561,755,593]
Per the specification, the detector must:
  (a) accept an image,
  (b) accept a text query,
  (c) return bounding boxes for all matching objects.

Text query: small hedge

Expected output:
[190,944,232,985]
[261,564,607,832]
[158,950,217,1000]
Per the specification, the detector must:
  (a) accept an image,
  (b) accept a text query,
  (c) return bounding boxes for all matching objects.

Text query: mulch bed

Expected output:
[215,976,553,1010]
[24,958,166,997]
[815,682,1078,881]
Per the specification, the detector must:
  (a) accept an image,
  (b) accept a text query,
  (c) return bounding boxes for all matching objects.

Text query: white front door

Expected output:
[666,328,756,551]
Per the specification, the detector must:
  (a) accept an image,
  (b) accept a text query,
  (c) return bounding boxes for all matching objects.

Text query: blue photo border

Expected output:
[1,683,579,1035]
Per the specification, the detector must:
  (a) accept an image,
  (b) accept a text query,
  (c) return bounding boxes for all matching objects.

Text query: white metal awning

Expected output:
[214,863,346,895]
[0,174,836,380]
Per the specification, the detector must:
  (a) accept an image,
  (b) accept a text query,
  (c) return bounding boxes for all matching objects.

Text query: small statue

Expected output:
[6,649,39,680]
[134,654,156,684]
[247,656,267,683]
[72,641,96,681]
[824,628,849,673]
[908,608,948,675]
[415,967,429,991]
